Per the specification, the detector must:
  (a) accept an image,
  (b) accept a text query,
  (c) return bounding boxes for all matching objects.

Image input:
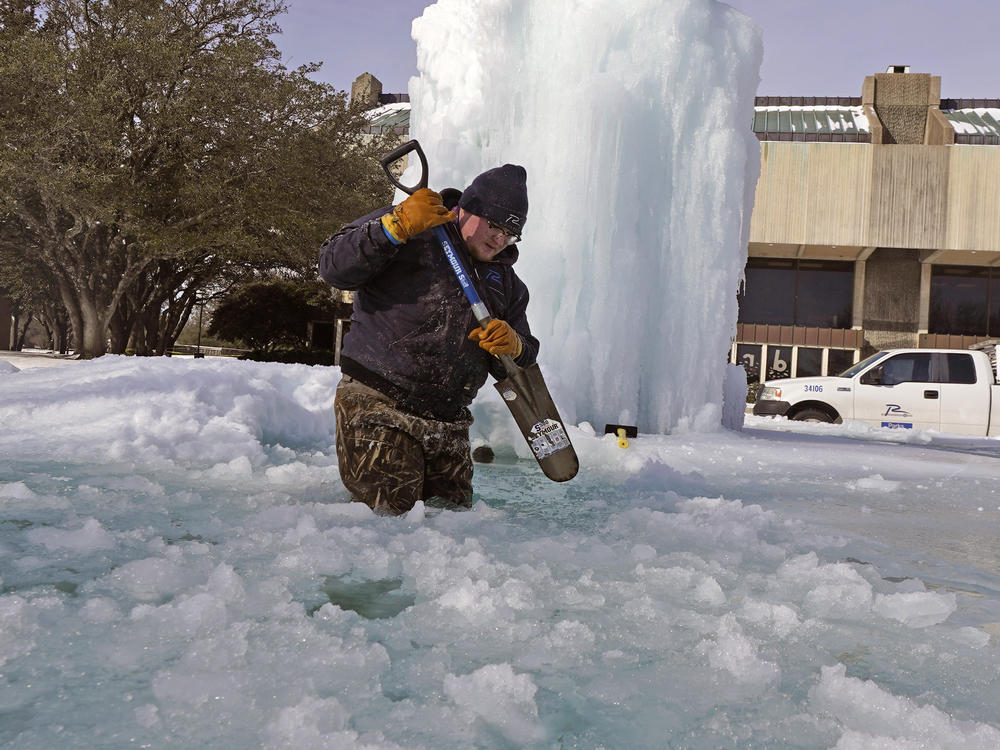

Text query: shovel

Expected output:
[380,139,579,482]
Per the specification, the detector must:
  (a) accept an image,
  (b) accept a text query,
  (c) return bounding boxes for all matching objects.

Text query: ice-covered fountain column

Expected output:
[408,0,762,434]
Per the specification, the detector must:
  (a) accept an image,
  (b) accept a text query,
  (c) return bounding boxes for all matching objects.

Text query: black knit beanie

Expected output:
[457,164,528,235]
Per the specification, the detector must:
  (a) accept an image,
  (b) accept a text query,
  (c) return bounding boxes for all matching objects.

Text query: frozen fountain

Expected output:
[407,0,762,433]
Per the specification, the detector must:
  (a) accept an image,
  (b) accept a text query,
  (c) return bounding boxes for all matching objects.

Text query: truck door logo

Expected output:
[881,403,913,429]
[883,404,911,418]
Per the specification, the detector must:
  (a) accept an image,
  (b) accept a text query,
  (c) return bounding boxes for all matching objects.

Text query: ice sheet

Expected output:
[2,355,999,748]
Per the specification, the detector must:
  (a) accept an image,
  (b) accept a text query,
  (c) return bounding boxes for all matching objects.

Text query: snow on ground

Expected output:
[1,354,999,749]
[0,349,79,370]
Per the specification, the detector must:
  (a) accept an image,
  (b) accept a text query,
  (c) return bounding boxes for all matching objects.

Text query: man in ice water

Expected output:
[319,165,538,515]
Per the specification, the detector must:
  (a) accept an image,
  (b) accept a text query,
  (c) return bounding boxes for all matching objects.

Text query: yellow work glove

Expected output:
[468,319,523,358]
[380,188,456,245]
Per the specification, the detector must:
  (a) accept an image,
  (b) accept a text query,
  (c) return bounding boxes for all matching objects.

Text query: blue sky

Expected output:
[273,0,999,98]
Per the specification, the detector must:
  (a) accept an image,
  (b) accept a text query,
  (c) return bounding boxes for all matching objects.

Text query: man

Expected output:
[319,164,538,515]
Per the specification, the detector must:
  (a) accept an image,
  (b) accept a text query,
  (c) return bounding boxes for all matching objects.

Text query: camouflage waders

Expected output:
[334,376,474,515]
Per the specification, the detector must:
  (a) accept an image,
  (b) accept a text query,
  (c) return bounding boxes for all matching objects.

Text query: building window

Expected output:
[929,265,1000,336]
[766,345,793,379]
[828,349,856,376]
[733,343,859,382]
[739,259,795,325]
[738,258,853,328]
[796,347,823,377]
[735,343,795,381]
[736,343,762,383]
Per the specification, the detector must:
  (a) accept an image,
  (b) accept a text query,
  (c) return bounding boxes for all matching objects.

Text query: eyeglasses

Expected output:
[486,220,521,246]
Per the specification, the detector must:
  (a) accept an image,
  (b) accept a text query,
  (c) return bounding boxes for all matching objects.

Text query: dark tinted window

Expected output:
[796,347,823,377]
[739,258,853,328]
[796,261,854,328]
[830,349,862,376]
[929,266,989,335]
[739,259,795,325]
[991,274,1000,335]
[943,353,977,384]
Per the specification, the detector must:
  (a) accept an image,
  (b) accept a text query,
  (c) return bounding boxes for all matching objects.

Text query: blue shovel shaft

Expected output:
[431,225,518,375]
[433,226,491,325]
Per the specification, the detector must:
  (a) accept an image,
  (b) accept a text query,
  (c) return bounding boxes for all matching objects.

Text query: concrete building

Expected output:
[738,66,1000,383]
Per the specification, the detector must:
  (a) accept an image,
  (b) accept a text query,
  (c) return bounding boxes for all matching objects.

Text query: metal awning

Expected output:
[753,105,871,140]
[364,103,411,134]
[940,108,1000,144]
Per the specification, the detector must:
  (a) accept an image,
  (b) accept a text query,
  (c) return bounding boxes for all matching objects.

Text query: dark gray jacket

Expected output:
[318,190,538,421]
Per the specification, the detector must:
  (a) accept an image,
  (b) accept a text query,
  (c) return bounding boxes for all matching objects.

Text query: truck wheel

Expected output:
[792,408,833,423]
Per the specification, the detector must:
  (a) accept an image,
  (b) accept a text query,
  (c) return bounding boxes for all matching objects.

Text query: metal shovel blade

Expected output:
[494,362,579,482]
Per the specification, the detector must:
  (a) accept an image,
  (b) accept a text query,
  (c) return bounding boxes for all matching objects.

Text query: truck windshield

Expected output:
[836,350,891,378]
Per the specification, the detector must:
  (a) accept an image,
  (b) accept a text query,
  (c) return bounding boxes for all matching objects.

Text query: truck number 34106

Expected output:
[804,385,823,393]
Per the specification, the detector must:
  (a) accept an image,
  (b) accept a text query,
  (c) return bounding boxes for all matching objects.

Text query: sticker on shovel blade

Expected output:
[529,418,571,458]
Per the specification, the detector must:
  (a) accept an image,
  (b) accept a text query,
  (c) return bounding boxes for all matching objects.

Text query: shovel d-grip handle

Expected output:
[379,139,489,322]
[379,139,429,196]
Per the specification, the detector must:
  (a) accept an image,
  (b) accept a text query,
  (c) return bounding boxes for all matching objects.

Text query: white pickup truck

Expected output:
[752,342,1000,436]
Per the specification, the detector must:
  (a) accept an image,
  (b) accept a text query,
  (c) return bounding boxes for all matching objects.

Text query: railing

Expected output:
[736,323,864,349]
[754,96,862,106]
[919,333,995,349]
[168,344,250,358]
[754,131,871,142]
